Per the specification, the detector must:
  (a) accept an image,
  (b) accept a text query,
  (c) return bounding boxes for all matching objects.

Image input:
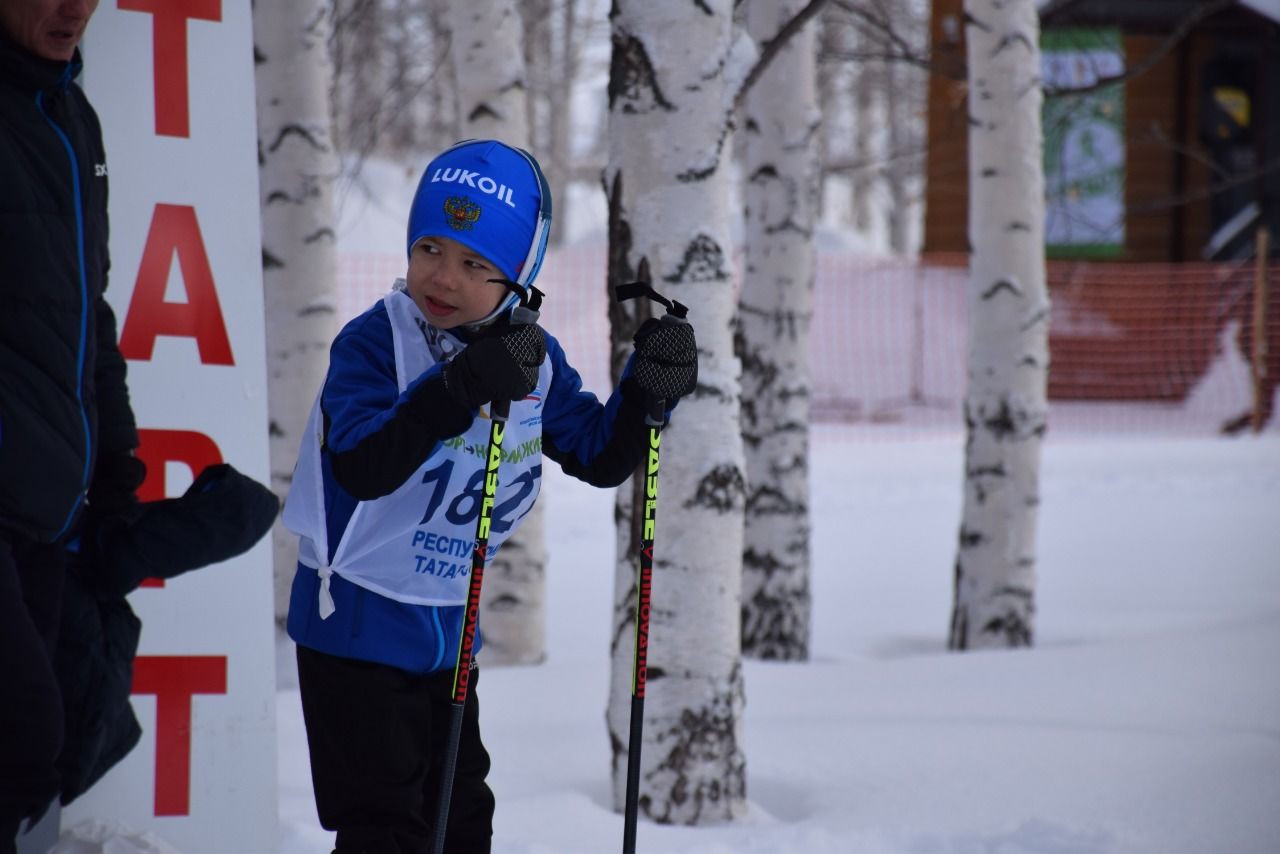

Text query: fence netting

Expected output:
[338,247,1279,439]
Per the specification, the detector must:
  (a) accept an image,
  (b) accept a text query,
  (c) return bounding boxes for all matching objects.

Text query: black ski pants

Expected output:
[296,645,495,854]
[0,532,66,854]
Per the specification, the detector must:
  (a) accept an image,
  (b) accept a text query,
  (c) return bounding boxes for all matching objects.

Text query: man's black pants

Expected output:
[296,645,495,854]
[0,533,66,854]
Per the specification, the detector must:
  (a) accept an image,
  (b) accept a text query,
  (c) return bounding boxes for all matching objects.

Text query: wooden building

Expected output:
[924,0,1280,263]
[922,0,1280,423]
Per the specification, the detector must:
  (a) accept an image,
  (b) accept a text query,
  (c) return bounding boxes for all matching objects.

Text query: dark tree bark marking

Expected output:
[608,32,675,114]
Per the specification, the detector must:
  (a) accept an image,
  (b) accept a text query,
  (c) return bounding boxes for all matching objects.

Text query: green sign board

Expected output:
[1042,29,1126,257]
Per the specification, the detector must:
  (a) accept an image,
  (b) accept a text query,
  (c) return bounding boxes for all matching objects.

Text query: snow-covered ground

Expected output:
[268,430,1279,854]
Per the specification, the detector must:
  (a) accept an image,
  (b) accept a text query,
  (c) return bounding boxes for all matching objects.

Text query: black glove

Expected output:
[631,317,698,401]
[82,463,280,599]
[87,451,147,520]
[443,320,546,410]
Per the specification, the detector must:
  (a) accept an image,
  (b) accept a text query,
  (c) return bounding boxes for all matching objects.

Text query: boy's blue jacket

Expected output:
[286,294,654,674]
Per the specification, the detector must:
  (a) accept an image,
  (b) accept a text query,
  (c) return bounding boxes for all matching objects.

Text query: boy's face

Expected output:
[406,235,508,330]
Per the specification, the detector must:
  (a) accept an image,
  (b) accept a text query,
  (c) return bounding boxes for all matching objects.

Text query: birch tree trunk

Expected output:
[884,53,911,255]
[522,0,577,247]
[815,11,845,220]
[949,0,1048,651]
[426,0,461,149]
[546,0,577,247]
[852,46,875,232]
[330,0,382,158]
[605,1,748,825]
[447,0,527,138]
[521,0,551,162]
[738,1,819,661]
[254,0,341,622]
[446,0,547,666]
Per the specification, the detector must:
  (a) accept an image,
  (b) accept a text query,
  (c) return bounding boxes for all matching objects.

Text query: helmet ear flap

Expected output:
[517,217,551,288]
[511,144,552,289]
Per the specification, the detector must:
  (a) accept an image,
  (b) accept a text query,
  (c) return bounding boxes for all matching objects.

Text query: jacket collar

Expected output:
[0,26,83,95]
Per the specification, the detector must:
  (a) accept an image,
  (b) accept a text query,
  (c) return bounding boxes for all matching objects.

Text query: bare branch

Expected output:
[823,144,927,176]
[1128,155,1280,216]
[732,0,831,113]
[1145,123,1229,179]
[819,48,933,72]
[831,0,918,60]
[1044,0,1234,96]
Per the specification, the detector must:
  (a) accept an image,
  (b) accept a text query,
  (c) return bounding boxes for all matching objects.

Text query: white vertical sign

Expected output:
[67,2,277,852]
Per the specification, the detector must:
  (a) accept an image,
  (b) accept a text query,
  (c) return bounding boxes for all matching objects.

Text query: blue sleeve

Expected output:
[540,334,651,488]
[320,305,473,500]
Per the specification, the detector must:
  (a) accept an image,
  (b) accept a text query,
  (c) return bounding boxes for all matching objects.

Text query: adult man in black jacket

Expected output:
[0,1,143,847]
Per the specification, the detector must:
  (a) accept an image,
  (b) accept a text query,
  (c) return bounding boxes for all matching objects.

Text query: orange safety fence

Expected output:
[338,248,1279,438]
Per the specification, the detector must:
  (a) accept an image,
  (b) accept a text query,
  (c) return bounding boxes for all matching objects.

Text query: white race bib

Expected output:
[284,289,548,606]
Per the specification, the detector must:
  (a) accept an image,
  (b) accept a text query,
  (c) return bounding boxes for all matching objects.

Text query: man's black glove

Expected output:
[443,320,546,410]
[631,317,698,401]
[87,451,147,520]
[78,463,279,600]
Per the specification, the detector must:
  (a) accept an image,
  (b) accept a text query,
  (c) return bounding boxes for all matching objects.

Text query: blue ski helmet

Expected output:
[406,139,552,320]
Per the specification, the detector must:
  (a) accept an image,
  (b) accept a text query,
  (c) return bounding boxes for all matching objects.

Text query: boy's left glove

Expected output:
[631,318,698,401]
[444,321,546,410]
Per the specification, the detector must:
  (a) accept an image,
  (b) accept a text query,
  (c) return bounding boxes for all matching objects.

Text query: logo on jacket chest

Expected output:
[94,163,107,177]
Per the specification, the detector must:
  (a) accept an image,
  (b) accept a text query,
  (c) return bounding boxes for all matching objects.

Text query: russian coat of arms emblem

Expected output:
[443,195,482,231]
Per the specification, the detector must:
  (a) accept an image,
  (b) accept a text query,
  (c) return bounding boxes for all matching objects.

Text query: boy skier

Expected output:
[283,139,697,853]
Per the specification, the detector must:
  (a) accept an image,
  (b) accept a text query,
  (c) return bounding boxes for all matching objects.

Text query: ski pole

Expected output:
[615,268,689,854]
[431,285,542,854]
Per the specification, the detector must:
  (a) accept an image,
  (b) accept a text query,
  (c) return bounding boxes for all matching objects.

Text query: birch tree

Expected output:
[329,0,383,160]
[522,0,585,247]
[738,1,819,660]
[851,38,875,231]
[883,51,912,254]
[445,0,548,666]
[447,0,527,138]
[331,1,455,172]
[815,0,929,252]
[815,11,844,218]
[254,0,342,620]
[949,0,1048,650]
[604,1,750,825]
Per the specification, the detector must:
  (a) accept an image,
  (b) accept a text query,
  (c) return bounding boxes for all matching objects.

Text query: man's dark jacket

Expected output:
[0,30,136,543]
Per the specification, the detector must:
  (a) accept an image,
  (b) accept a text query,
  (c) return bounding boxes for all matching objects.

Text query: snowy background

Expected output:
[272,430,1280,854]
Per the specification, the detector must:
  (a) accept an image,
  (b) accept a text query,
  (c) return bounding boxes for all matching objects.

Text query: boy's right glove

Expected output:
[443,321,546,410]
[631,318,698,401]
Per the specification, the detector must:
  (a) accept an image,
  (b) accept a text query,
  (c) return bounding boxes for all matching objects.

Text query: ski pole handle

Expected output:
[509,299,540,327]
[642,308,692,426]
[647,397,665,427]
[491,287,542,423]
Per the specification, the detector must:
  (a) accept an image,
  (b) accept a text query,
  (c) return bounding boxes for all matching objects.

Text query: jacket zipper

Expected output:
[36,73,92,541]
